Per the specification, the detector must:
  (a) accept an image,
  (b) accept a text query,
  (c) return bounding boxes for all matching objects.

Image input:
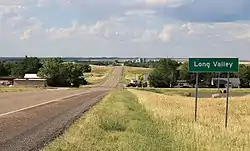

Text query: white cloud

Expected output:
[125,9,156,16]
[20,29,32,40]
[44,20,120,40]
[0,0,250,58]
[158,25,173,41]
[45,24,87,40]
[143,0,193,7]
[132,29,158,42]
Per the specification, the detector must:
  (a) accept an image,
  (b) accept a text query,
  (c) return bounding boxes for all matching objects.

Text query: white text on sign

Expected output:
[194,61,234,69]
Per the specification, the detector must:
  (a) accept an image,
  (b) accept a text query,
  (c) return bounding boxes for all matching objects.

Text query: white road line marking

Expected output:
[0,90,99,118]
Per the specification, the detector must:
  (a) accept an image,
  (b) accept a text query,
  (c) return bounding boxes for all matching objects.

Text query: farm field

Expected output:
[129,89,250,151]
[43,88,250,151]
[84,65,113,84]
[123,66,153,83]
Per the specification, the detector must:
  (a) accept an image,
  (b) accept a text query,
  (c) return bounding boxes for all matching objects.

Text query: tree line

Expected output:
[123,60,159,68]
[126,58,250,88]
[0,56,92,87]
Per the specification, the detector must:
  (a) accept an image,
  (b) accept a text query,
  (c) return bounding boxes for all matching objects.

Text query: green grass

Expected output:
[42,90,175,151]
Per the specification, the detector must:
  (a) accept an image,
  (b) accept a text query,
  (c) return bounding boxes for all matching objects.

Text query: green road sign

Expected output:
[188,58,239,72]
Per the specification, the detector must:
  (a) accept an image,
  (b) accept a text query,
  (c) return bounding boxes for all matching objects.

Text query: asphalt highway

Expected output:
[0,66,123,151]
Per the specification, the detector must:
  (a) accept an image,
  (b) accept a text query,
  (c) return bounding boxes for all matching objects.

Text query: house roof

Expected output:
[24,74,39,79]
[14,79,46,81]
[0,76,16,80]
[211,78,240,85]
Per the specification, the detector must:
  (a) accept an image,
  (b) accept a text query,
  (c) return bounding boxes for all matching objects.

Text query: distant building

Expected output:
[14,74,47,87]
[132,58,146,63]
[175,80,193,88]
[211,78,240,88]
[0,76,15,85]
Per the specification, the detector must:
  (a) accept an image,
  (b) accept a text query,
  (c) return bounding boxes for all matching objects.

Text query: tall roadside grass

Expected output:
[42,90,174,151]
[129,89,250,151]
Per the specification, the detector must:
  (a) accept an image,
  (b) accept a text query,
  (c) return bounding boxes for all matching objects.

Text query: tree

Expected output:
[11,62,25,78]
[11,56,42,78]
[236,64,250,88]
[149,58,179,88]
[3,62,15,75]
[82,64,92,73]
[59,63,87,87]
[38,58,64,86]
[23,56,42,73]
[38,58,87,87]
[0,62,8,76]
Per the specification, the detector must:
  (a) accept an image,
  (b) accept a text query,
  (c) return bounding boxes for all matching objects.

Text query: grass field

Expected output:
[129,89,250,151]
[123,66,153,83]
[43,88,250,151]
[85,65,113,84]
[0,86,43,93]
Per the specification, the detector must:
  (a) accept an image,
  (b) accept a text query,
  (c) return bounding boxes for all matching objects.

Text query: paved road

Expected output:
[0,66,123,151]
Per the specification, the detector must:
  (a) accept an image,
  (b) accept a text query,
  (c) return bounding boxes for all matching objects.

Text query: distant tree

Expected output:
[23,56,42,73]
[236,64,250,88]
[11,56,42,78]
[138,74,144,87]
[11,62,25,78]
[82,64,92,73]
[124,60,159,68]
[38,58,87,87]
[3,62,15,75]
[0,62,8,76]
[149,59,179,88]
[38,58,64,86]
[178,62,196,85]
[59,62,87,87]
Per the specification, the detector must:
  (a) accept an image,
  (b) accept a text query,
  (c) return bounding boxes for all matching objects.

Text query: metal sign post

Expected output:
[217,72,220,92]
[225,72,230,128]
[195,72,199,122]
[188,58,239,128]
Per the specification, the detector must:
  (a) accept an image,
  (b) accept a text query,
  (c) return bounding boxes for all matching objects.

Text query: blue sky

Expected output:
[1,0,250,59]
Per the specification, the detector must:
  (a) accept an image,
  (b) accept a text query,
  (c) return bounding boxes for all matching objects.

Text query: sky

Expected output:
[1,0,250,59]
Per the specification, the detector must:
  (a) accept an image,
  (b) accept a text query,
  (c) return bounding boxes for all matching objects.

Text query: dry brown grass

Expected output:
[129,89,250,151]
[240,61,250,65]
[0,86,43,93]
[85,65,113,84]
